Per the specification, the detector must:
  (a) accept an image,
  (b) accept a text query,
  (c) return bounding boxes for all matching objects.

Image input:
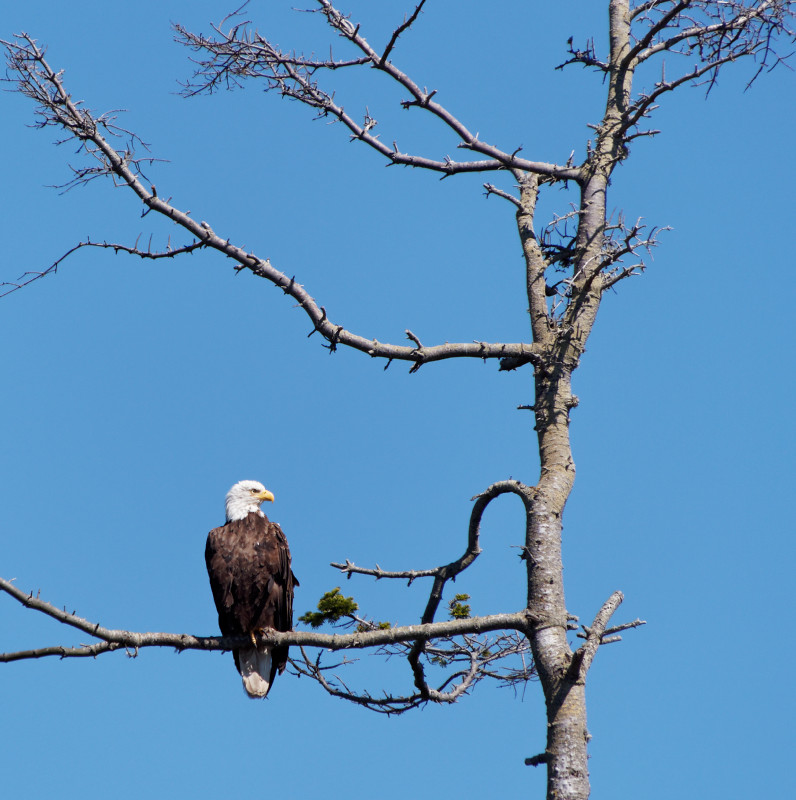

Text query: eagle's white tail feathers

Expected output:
[238,646,273,698]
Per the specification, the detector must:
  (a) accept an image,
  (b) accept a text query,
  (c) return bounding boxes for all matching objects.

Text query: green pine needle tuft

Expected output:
[448,593,471,619]
[298,587,359,628]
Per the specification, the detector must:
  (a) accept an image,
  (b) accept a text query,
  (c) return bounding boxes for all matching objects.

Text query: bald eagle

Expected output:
[205,480,298,698]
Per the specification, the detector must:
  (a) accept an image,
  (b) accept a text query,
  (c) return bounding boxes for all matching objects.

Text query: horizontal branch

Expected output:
[331,559,438,584]
[0,576,535,663]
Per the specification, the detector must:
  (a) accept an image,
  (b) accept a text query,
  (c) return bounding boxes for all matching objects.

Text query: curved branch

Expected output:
[290,624,536,714]
[290,639,489,714]
[431,479,535,623]
[333,480,536,624]
[291,646,424,714]
[328,481,537,702]
[1,36,544,371]
[415,480,535,698]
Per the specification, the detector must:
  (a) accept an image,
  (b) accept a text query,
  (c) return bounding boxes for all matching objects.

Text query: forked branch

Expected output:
[570,591,646,681]
[174,1,580,181]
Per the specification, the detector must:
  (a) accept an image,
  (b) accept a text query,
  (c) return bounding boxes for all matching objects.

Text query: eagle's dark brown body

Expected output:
[205,511,298,695]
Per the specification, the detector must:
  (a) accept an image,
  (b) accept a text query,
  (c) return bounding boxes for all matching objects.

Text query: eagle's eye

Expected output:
[251,488,259,494]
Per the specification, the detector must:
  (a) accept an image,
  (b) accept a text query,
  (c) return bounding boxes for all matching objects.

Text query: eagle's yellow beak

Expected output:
[258,489,275,503]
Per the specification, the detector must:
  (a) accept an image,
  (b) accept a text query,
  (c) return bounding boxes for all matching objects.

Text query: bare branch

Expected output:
[603,618,647,635]
[632,1,794,73]
[622,1,796,132]
[328,480,537,706]
[331,559,438,584]
[333,480,535,625]
[556,36,611,72]
[0,575,537,664]
[290,646,425,714]
[2,34,164,193]
[78,238,206,259]
[1,236,208,292]
[289,624,536,714]
[525,752,549,767]
[410,481,535,699]
[379,0,427,64]
[173,4,580,182]
[627,1,692,65]
[571,590,631,680]
[598,216,670,287]
[0,242,85,298]
[1,35,544,371]
[576,617,647,640]
[483,182,522,208]
[625,53,743,128]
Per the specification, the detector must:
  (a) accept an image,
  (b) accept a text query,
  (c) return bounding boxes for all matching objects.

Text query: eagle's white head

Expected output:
[225,480,275,522]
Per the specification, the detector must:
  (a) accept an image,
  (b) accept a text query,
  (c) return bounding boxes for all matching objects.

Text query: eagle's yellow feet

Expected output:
[250,626,276,647]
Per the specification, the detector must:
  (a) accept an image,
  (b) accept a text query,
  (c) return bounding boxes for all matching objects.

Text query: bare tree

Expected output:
[1,3,793,799]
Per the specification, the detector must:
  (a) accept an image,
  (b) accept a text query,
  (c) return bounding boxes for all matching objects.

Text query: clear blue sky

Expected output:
[1,3,793,798]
